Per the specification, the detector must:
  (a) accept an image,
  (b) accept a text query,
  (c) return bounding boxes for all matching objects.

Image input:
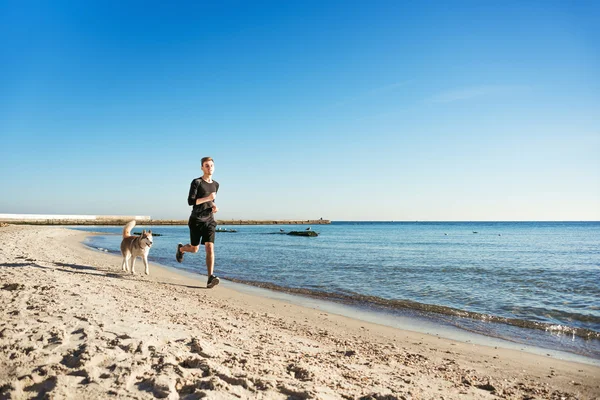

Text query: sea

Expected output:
[75,221,600,363]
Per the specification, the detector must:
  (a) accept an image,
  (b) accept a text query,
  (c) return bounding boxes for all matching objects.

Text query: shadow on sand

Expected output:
[1,260,209,289]
[1,260,123,279]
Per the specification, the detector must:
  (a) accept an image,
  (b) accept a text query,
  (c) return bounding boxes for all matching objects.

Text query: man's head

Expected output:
[201,157,214,176]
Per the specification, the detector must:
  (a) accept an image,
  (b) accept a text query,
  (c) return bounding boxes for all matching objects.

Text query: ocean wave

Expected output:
[223,277,600,341]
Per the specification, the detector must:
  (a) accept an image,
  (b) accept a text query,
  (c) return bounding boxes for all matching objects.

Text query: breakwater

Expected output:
[0,214,330,226]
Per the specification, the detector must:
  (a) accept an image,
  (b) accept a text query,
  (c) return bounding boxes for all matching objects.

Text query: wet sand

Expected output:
[1,225,599,399]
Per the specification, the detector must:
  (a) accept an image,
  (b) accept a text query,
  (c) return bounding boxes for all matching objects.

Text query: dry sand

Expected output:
[1,225,599,399]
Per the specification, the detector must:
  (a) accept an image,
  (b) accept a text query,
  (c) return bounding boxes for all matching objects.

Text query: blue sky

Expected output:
[1,0,598,220]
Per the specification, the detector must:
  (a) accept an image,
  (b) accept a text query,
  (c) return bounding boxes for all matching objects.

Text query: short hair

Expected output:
[201,157,214,166]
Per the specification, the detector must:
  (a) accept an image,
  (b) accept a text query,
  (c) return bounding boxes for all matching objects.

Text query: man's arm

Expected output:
[187,180,199,206]
[212,182,219,214]
[211,182,220,212]
[197,192,216,206]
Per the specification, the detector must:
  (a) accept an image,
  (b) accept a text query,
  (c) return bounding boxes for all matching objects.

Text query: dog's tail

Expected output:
[123,220,136,238]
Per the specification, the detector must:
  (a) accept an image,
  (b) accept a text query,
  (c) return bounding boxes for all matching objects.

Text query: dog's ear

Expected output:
[148,230,152,234]
[142,230,146,235]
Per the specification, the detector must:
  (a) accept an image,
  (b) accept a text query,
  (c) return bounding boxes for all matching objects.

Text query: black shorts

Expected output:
[188,215,217,246]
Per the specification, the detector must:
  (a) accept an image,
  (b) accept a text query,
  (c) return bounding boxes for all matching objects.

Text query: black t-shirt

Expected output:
[188,178,219,217]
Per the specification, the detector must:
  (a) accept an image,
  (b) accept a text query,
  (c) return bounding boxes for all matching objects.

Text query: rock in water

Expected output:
[287,231,318,237]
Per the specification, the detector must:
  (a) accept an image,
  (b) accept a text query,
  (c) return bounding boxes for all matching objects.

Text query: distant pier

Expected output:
[141,219,330,226]
[0,214,330,226]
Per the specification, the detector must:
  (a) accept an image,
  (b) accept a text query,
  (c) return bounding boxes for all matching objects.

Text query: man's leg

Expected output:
[177,222,201,262]
[205,242,214,276]
[181,244,200,254]
[204,230,219,288]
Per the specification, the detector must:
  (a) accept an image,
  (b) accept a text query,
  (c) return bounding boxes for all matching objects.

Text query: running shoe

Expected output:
[176,243,184,263]
[207,274,220,289]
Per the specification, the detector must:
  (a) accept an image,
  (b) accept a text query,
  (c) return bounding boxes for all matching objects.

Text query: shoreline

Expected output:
[100,247,600,367]
[81,226,600,362]
[1,225,599,398]
[176,268,600,366]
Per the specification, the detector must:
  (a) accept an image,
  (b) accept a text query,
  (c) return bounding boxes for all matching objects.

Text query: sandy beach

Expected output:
[1,225,599,399]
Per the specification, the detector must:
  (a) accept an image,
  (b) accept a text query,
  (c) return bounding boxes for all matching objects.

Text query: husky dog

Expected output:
[120,220,153,275]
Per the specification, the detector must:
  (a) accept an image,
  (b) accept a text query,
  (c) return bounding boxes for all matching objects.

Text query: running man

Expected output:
[176,157,220,288]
